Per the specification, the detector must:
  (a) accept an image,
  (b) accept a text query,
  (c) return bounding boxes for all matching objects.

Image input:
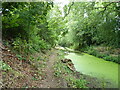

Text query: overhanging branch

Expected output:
[95,2,119,13]
[63,2,74,19]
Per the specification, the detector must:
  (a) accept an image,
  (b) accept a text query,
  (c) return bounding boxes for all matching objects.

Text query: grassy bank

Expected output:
[53,50,88,88]
[83,46,119,64]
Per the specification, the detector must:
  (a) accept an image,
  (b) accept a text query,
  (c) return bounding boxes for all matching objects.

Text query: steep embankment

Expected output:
[1,46,65,88]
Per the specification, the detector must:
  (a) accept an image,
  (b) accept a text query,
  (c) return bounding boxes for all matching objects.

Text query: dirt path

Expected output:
[40,49,63,88]
[2,46,67,88]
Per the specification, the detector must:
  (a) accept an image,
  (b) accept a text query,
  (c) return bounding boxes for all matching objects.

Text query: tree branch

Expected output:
[63,2,74,19]
[95,2,119,13]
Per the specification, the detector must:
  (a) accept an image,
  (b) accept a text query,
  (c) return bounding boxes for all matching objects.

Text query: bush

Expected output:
[85,46,119,64]
[85,47,98,56]
[104,56,118,63]
[12,38,29,54]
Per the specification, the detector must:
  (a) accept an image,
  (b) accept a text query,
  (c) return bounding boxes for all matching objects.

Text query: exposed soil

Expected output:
[39,49,65,88]
[1,46,65,88]
[2,48,45,88]
[1,45,114,88]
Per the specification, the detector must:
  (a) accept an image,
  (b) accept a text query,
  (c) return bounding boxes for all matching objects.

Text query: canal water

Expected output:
[65,52,119,88]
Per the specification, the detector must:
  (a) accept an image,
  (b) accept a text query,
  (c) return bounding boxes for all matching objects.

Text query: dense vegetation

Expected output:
[59,2,119,48]
[2,2,119,60]
[2,2,56,57]
[1,1,120,88]
[52,2,120,63]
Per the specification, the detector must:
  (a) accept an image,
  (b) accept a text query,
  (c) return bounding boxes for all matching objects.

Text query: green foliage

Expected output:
[12,38,29,54]
[2,2,58,57]
[16,54,26,61]
[32,77,38,81]
[85,47,98,56]
[54,50,73,77]
[103,56,118,63]
[2,2,119,64]
[58,2,119,49]
[0,61,11,71]
[85,46,119,63]
[54,61,63,77]
[67,77,87,88]
[53,50,87,88]
[75,79,87,88]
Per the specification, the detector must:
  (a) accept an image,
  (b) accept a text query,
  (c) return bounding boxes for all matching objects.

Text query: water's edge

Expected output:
[65,52,119,88]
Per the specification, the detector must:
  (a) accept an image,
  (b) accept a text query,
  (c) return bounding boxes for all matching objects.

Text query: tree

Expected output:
[57,2,119,49]
[2,2,56,56]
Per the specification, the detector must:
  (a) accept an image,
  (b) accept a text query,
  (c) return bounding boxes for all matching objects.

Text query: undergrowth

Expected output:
[83,46,119,64]
[53,50,88,88]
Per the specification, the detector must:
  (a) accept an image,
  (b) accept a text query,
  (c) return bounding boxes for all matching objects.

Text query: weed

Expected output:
[32,77,38,81]
[85,46,119,64]
[53,50,88,88]
[0,61,12,71]
[16,54,26,61]
[67,77,87,88]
